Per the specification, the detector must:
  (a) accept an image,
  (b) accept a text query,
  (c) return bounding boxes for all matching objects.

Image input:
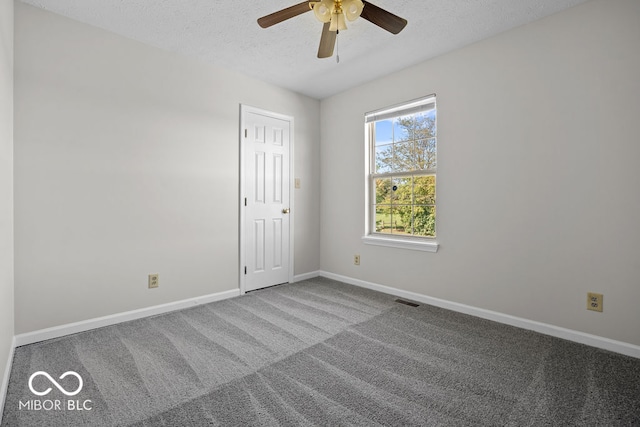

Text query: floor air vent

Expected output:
[395,299,419,307]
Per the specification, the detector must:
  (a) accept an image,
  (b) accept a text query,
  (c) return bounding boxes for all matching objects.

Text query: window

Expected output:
[364,95,438,252]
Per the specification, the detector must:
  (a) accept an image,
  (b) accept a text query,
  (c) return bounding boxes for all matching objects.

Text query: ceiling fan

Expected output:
[257,0,407,59]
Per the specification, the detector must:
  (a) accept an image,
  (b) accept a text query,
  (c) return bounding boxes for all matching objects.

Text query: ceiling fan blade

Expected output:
[257,1,312,28]
[317,22,336,58]
[360,1,407,35]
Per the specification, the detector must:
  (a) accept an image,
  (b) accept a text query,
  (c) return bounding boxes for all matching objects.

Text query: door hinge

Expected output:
[244,266,247,275]
[244,129,247,138]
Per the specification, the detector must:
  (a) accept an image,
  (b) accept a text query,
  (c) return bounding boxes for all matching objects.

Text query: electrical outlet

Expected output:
[354,255,360,266]
[148,273,159,289]
[587,292,603,312]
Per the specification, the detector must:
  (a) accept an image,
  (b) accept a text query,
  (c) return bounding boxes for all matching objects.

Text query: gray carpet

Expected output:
[2,277,640,426]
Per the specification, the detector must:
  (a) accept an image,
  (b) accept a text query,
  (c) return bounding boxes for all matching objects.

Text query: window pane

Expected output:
[393,117,412,142]
[412,206,436,237]
[375,205,392,234]
[392,177,412,204]
[392,141,416,171]
[391,206,412,234]
[374,120,393,145]
[415,138,437,170]
[375,144,393,173]
[413,111,436,139]
[414,176,436,205]
[374,178,392,204]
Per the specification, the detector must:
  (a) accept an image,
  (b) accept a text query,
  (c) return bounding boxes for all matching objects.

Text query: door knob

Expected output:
[282,208,290,214]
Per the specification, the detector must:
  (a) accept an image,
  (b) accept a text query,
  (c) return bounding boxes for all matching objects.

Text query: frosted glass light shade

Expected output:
[329,11,347,31]
[313,0,333,23]
[343,0,364,21]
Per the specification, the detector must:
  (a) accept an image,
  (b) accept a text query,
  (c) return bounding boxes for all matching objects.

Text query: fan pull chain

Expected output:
[336,30,340,63]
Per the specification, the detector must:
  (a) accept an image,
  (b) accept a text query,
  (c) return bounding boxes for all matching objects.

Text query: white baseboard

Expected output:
[292,270,321,282]
[14,289,240,347]
[0,336,16,426]
[319,271,640,359]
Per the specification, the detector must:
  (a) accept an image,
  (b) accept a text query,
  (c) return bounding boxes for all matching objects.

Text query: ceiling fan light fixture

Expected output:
[258,0,407,60]
[343,0,364,21]
[313,0,333,23]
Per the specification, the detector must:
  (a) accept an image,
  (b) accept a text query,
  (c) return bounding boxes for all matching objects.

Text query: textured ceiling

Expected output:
[20,0,590,99]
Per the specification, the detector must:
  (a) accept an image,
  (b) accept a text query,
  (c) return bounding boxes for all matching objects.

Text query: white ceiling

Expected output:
[20,0,590,99]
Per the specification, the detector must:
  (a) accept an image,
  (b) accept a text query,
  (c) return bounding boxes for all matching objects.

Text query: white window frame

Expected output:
[363,95,439,253]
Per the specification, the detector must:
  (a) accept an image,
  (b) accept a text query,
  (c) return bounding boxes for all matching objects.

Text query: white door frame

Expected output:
[239,104,294,294]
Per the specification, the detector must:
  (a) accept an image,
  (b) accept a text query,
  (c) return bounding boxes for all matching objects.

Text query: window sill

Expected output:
[362,235,439,253]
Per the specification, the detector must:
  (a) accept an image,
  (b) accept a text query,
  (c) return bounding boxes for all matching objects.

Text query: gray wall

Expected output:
[14,3,321,334]
[320,0,640,346]
[0,0,14,416]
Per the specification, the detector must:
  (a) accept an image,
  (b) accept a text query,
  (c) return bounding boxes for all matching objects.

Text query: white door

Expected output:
[241,107,292,292]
